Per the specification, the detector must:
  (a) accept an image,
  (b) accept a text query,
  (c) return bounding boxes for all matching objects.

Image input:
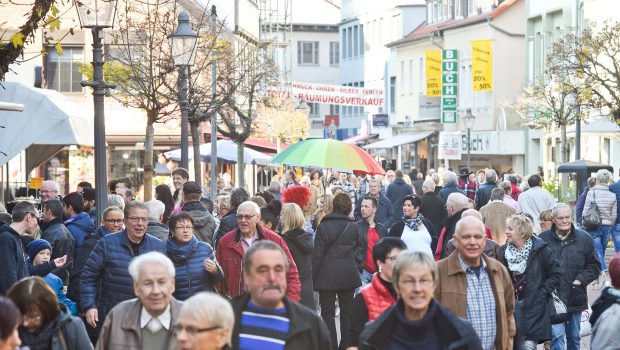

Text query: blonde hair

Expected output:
[539,209,553,223]
[320,193,334,214]
[281,203,306,233]
[506,214,535,241]
[180,292,235,346]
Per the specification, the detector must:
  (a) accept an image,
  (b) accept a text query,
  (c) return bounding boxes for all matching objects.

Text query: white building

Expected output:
[338,0,426,141]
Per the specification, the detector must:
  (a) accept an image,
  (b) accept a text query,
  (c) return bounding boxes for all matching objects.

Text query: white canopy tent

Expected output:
[0,82,94,170]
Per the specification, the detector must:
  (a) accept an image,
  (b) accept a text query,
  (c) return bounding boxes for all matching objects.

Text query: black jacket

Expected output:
[474,182,498,210]
[353,194,395,229]
[214,209,238,247]
[282,228,315,309]
[41,218,76,285]
[357,220,388,272]
[230,293,332,350]
[18,304,92,350]
[499,236,561,341]
[420,192,447,234]
[0,224,29,295]
[539,224,601,313]
[590,286,620,326]
[312,213,362,291]
[439,208,467,259]
[359,299,482,350]
[67,227,104,304]
[388,217,438,253]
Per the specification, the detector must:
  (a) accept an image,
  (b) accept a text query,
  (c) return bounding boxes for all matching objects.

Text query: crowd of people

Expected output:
[0,165,619,350]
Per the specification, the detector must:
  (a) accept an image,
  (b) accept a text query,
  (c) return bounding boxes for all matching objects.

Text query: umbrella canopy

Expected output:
[269,139,385,175]
[164,140,272,165]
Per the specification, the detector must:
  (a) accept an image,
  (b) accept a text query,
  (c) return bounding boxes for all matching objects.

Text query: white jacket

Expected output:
[518,186,556,228]
[584,185,618,226]
[591,303,620,350]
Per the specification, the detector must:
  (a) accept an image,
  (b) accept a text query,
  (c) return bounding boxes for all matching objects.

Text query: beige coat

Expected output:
[96,298,182,350]
[435,252,516,350]
[480,201,516,245]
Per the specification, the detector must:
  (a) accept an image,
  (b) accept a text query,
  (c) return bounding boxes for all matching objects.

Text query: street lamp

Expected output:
[75,0,117,227]
[462,108,476,171]
[170,11,198,170]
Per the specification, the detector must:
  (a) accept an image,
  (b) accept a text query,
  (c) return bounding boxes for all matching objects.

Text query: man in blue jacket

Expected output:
[62,192,96,251]
[81,201,165,342]
[354,179,395,228]
[385,170,413,216]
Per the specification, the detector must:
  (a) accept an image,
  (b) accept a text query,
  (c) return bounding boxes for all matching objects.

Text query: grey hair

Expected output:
[422,180,435,192]
[491,188,505,201]
[269,180,281,192]
[499,181,512,194]
[393,251,438,286]
[238,200,261,216]
[107,194,125,211]
[145,200,165,220]
[431,173,441,185]
[596,169,612,185]
[455,215,485,237]
[102,206,123,220]
[486,169,498,183]
[446,193,469,210]
[551,203,571,219]
[42,180,59,191]
[180,292,235,346]
[128,252,175,282]
[368,178,382,187]
[443,171,458,185]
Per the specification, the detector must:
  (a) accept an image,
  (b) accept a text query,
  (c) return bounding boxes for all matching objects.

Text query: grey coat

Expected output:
[584,185,618,226]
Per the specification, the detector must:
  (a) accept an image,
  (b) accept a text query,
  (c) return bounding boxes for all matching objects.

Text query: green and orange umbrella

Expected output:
[269,138,385,175]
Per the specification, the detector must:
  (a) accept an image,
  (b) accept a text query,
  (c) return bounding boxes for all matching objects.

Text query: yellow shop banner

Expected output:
[425,50,442,96]
[471,40,493,91]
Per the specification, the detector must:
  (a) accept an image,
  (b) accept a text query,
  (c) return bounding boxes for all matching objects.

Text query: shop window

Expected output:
[46,47,84,92]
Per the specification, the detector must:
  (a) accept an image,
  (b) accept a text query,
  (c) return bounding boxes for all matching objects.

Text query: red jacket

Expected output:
[360,274,396,321]
[215,225,301,302]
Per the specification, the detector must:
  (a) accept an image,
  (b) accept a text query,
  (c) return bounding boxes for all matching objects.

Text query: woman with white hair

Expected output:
[584,169,618,287]
[175,292,234,350]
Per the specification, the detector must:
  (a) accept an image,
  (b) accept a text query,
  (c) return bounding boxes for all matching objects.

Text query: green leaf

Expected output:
[55,41,63,56]
[11,33,24,48]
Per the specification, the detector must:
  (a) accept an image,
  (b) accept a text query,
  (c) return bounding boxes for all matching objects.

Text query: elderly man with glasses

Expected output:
[97,252,182,350]
[81,201,165,344]
[216,201,301,302]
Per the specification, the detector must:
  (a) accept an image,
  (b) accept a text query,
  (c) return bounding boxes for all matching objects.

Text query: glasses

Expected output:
[175,225,194,231]
[385,255,398,262]
[23,313,42,323]
[29,212,39,223]
[237,214,256,221]
[399,278,434,288]
[105,219,124,225]
[127,217,149,223]
[40,190,57,194]
[173,324,221,337]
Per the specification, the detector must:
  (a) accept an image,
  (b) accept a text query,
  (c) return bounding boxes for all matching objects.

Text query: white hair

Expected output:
[145,200,165,220]
[128,252,175,282]
[446,192,469,210]
[486,169,498,183]
[42,180,59,191]
[181,292,235,345]
[597,169,612,185]
[107,194,125,210]
[422,180,435,192]
[238,200,261,216]
[443,171,458,185]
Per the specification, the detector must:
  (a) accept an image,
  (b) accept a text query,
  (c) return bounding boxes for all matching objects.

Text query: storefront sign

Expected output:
[441,49,458,124]
[372,114,389,127]
[438,131,462,160]
[418,95,441,119]
[291,82,384,107]
[30,177,43,189]
[471,40,493,91]
[425,50,442,97]
[461,131,499,154]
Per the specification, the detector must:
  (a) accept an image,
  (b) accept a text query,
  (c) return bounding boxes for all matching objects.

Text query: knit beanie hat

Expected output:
[27,239,52,259]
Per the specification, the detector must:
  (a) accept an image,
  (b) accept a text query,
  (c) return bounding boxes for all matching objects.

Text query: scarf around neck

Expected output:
[403,214,425,231]
[505,238,533,275]
[166,236,198,264]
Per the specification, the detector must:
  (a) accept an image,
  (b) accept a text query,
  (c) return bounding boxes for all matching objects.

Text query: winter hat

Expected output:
[27,239,52,259]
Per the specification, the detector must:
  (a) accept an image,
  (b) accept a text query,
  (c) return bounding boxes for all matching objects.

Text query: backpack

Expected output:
[582,190,602,231]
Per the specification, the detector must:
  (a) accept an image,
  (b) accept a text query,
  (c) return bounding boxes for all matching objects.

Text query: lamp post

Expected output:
[75,0,117,228]
[463,108,476,171]
[170,11,198,170]
[209,6,218,200]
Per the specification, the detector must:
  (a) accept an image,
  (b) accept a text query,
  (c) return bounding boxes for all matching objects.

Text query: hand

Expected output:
[53,255,67,268]
[86,308,98,328]
[572,279,582,286]
[204,259,217,273]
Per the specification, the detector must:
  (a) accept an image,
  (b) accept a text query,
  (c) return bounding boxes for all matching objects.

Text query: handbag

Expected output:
[582,190,602,231]
[549,290,569,324]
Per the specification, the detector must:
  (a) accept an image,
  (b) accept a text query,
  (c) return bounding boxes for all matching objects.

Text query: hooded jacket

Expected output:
[146,220,169,242]
[65,212,96,251]
[183,201,217,245]
[41,218,76,284]
[282,227,314,309]
[18,304,92,350]
[590,286,620,326]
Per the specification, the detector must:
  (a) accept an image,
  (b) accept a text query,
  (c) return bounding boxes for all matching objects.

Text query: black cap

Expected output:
[183,181,202,194]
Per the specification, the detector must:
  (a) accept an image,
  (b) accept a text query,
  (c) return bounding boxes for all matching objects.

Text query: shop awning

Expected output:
[343,134,378,144]
[0,82,94,167]
[363,131,433,149]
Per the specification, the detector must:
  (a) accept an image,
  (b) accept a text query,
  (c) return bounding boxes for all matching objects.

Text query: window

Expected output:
[330,42,339,66]
[341,29,347,59]
[347,28,353,60]
[330,104,340,115]
[400,61,405,94]
[390,76,396,113]
[309,102,319,117]
[418,56,425,93]
[46,46,83,92]
[297,41,319,65]
[359,24,365,56]
[353,25,359,58]
[408,59,413,93]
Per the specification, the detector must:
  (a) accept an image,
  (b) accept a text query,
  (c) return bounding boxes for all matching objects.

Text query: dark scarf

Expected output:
[166,236,198,264]
[402,213,426,231]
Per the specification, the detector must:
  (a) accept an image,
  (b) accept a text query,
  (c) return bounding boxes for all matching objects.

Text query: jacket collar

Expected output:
[549,223,577,242]
[446,251,499,276]
[234,224,266,242]
[120,298,182,337]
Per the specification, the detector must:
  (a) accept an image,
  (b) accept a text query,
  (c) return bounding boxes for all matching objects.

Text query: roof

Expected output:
[363,131,433,149]
[387,0,520,48]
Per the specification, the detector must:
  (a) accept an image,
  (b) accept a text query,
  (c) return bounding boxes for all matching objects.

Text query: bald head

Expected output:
[455,215,485,237]
[454,216,486,266]
[461,209,482,221]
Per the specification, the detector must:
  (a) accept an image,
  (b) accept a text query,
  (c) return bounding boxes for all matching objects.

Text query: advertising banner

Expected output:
[291,82,384,107]
[471,40,493,91]
[425,50,442,97]
[372,114,389,127]
[438,131,462,160]
[441,49,458,124]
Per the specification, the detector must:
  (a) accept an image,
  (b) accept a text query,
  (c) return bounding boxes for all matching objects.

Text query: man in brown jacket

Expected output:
[480,188,516,244]
[435,216,515,350]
